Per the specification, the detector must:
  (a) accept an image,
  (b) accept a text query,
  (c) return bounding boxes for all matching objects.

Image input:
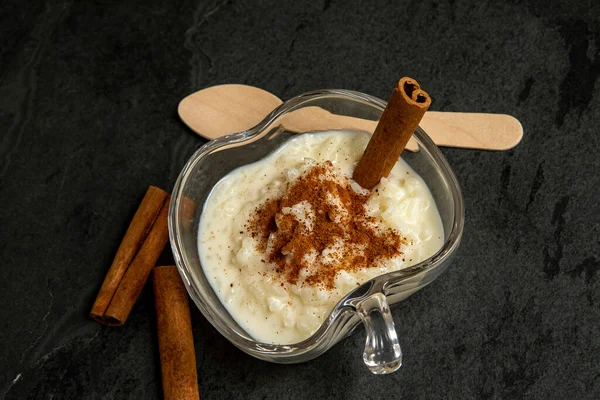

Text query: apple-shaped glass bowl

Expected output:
[169,89,464,374]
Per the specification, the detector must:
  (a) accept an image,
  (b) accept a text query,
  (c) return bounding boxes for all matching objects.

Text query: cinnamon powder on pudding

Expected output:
[246,162,405,289]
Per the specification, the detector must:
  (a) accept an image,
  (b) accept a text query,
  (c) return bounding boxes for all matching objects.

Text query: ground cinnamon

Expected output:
[153,266,199,400]
[353,77,431,189]
[90,186,168,324]
[246,162,405,289]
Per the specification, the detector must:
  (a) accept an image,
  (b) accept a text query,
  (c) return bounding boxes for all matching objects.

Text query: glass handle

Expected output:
[356,292,402,374]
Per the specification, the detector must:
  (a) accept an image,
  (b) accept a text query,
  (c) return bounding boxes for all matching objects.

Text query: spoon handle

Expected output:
[281,107,522,151]
[420,111,523,151]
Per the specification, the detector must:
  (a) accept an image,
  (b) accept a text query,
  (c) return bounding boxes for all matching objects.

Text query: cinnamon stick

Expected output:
[153,266,199,400]
[101,197,171,325]
[181,196,197,230]
[353,77,431,189]
[90,186,168,323]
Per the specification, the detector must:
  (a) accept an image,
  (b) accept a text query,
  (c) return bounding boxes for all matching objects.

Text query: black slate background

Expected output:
[1,0,599,399]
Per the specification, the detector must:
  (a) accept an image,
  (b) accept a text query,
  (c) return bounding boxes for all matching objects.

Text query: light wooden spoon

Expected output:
[178,84,523,152]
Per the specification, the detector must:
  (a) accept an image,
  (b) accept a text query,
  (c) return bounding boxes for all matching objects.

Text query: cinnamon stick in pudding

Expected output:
[353,77,431,189]
[153,266,199,400]
[102,197,171,325]
[90,186,168,324]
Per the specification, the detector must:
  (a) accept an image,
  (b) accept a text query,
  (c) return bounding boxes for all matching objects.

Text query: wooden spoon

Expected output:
[178,84,523,152]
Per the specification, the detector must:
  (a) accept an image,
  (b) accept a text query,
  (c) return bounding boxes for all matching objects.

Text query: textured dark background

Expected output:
[1,0,599,399]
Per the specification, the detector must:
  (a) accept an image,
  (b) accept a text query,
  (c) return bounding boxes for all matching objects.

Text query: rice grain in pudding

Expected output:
[198,131,443,344]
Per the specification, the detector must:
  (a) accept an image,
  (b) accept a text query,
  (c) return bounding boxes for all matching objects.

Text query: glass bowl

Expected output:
[169,89,464,374]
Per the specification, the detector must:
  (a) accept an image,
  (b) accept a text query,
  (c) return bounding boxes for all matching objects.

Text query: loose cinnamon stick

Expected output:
[90,186,168,323]
[353,77,431,189]
[101,197,171,326]
[153,266,199,400]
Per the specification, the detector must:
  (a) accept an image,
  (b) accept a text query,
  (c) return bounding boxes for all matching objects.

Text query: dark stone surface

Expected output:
[1,0,599,398]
